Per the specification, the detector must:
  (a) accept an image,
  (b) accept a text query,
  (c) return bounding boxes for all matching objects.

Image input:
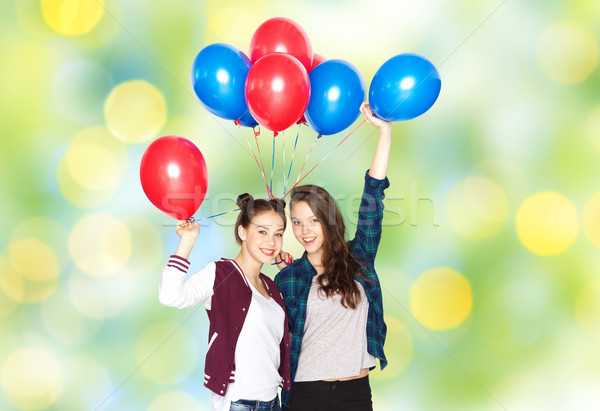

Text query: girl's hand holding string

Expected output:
[174,220,201,260]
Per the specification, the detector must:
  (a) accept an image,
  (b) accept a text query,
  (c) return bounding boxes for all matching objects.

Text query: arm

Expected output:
[360,102,392,180]
[158,220,215,309]
[351,103,392,262]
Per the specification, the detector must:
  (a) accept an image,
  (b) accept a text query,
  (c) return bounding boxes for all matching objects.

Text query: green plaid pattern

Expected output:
[275,171,389,407]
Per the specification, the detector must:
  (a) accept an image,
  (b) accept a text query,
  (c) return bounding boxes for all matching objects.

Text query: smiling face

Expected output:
[291,200,325,257]
[238,210,285,265]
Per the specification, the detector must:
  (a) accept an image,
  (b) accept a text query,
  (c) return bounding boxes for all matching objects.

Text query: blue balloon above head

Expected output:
[191,43,252,121]
[236,109,258,128]
[369,53,441,122]
[305,59,366,136]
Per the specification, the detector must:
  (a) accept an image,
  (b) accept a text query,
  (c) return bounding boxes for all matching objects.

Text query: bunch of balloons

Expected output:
[140,18,443,221]
[191,17,441,136]
[192,17,368,136]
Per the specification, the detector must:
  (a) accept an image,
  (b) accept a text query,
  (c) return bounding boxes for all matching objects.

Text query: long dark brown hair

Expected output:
[234,194,287,244]
[290,185,366,309]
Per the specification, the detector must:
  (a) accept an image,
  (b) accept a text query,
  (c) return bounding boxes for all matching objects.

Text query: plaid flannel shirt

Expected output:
[274,170,389,408]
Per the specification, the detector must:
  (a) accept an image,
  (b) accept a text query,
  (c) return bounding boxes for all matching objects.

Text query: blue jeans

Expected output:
[230,396,281,411]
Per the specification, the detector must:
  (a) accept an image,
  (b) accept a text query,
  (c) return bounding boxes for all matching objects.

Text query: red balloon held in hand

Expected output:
[249,17,313,72]
[245,53,310,132]
[140,136,208,220]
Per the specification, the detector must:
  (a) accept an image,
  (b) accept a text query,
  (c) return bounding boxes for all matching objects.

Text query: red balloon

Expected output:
[250,17,313,72]
[245,53,310,132]
[310,53,327,71]
[140,136,208,220]
[297,53,327,124]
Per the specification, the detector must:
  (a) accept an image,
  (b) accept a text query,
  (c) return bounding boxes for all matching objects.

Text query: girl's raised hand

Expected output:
[360,102,392,133]
[176,220,201,239]
[274,251,293,270]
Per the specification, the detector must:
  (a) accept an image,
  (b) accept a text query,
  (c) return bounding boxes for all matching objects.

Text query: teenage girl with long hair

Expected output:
[274,102,392,411]
[159,195,291,411]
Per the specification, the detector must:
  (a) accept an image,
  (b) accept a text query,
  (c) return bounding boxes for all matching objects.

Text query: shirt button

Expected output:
[242,308,246,311]
[220,390,224,394]
[332,384,337,390]
[235,326,239,331]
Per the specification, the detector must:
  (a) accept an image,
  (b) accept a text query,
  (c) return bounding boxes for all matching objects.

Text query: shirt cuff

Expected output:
[364,170,390,189]
[167,255,190,274]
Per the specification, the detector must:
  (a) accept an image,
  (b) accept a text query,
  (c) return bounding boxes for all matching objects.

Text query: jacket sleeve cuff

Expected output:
[364,170,390,189]
[167,255,190,274]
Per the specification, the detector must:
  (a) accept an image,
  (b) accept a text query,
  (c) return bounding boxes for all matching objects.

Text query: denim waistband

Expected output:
[234,396,279,407]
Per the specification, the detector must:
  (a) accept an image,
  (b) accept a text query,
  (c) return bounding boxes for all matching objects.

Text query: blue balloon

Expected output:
[305,59,366,136]
[237,109,258,128]
[369,53,441,121]
[191,43,252,120]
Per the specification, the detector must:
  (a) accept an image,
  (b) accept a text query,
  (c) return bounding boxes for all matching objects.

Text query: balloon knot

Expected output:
[273,131,279,137]
[317,133,323,139]
[187,216,196,224]
[234,120,241,127]
[253,127,261,137]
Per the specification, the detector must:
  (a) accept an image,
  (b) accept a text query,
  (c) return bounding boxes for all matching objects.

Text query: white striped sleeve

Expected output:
[158,257,216,310]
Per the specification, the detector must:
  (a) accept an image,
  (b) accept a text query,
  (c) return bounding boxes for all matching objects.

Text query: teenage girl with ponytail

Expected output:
[274,102,392,411]
[158,195,292,411]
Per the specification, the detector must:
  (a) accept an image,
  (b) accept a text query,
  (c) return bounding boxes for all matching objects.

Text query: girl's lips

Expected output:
[260,248,275,256]
[303,237,316,246]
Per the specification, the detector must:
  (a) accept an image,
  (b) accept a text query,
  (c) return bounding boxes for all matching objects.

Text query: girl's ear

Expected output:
[238,224,247,242]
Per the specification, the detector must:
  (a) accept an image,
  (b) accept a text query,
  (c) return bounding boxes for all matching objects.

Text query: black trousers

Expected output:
[283,375,373,411]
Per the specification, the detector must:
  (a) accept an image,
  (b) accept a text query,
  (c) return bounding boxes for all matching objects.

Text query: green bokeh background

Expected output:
[1,0,600,410]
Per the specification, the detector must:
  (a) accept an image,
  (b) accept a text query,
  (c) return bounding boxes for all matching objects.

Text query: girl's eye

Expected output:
[311,219,318,224]
[292,221,300,225]
[259,230,267,235]
[275,233,283,237]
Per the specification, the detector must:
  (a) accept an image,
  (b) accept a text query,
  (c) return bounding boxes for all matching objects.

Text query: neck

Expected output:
[233,246,262,281]
[307,248,324,271]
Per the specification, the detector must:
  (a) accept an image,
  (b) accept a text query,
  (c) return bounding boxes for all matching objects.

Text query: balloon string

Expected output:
[245,132,272,199]
[186,208,240,223]
[270,135,276,197]
[282,130,286,196]
[283,119,366,198]
[293,134,319,187]
[284,125,301,196]
[253,132,274,199]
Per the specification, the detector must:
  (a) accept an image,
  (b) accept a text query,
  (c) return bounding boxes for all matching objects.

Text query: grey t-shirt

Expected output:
[294,276,377,382]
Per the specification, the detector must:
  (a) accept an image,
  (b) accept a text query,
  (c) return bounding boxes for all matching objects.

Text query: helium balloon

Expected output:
[297,53,327,124]
[245,53,310,132]
[249,17,313,72]
[305,59,366,136]
[140,136,208,220]
[310,53,327,71]
[237,110,258,128]
[369,53,441,121]
[191,43,252,120]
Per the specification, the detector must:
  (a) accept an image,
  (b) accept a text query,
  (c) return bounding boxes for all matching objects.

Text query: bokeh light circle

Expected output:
[57,127,128,208]
[104,80,167,143]
[0,241,60,304]
[515,191,578,256]
[1,347,63,410]
[147,391,205,411]
[410,267,473,330]
[41,0,105,37]
[69,213,132,276]
[135,322,198,384]
[68,269,133,319]
[582,192,600,249]
[537,21,598,85]
[446,176,509,239]
[41,290,100,344]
